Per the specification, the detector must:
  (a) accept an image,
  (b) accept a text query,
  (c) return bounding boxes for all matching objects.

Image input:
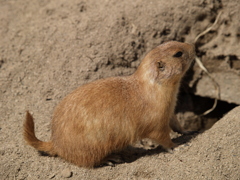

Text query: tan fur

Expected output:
[23,41,195,168]
[24,111,57,156]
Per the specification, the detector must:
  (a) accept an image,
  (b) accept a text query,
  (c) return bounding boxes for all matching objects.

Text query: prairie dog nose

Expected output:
[185,43,196,60]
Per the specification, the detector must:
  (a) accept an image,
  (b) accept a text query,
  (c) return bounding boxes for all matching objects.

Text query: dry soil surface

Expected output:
[0,0,240,179]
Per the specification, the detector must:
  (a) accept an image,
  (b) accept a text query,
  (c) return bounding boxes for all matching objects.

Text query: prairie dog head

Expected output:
[135,41,195,85]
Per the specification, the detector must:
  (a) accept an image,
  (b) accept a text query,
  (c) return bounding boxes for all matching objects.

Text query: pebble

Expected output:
[61,168,72,178]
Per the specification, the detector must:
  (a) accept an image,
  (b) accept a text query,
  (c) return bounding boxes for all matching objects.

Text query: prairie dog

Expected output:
[24,41,195,167]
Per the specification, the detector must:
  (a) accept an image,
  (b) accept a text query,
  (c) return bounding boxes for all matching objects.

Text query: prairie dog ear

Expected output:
[157,61,165,71]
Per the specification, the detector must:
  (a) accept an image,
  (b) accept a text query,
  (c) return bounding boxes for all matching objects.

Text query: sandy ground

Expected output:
[0,0,239,179]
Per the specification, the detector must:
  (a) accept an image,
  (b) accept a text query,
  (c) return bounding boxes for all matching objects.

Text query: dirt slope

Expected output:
[0,0,239,179]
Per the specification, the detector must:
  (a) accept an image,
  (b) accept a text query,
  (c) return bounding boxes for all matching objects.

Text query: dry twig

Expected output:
[194,11,222,116]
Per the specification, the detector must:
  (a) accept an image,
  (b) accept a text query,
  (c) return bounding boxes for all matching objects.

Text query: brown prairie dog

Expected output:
[24,41,196,168]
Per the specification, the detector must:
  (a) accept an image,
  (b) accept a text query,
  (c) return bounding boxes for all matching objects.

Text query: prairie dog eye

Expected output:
[173,51,183,57]
[158,61,165,71]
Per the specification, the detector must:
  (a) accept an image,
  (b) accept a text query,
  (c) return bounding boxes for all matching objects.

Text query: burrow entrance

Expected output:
[176,92,238,132]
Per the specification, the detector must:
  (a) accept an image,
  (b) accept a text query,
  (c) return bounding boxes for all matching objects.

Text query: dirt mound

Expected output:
[0,0,239,179]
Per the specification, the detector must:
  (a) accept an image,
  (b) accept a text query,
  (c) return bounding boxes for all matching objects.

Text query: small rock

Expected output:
[61,168,72,178]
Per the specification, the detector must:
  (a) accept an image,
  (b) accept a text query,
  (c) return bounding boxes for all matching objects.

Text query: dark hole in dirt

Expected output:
[131,41,136,47]
[0,59,4,68]
[215,55,239,69]
[213,44,218,48]
[229,55,238,61]
[210,17,216,24]
[217,55,225,60]
[224,19,229,25]
[79,5,86,12]
[196,13,207,21]
[160,28,171,36]
[184,26,191,35]
[176,92,238,131]
[179,37,185,42]
[195,50,206,57]
[174,61,238,131]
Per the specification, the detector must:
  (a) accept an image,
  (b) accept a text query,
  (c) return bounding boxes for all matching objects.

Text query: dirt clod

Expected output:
[61,168,72,178]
